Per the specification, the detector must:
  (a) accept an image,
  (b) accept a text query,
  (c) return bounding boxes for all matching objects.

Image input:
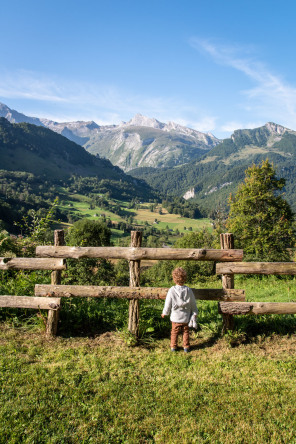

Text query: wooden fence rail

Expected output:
[0,296,61,310]
[216,262,296,275]
[3,229,296,338]
[36,246,243,262]
[35,284,246,302]
[219,302,296,315]
[0,257,66,270]
[217,257,296,328]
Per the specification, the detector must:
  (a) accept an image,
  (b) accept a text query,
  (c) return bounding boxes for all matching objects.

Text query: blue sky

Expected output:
[1,0,296,138]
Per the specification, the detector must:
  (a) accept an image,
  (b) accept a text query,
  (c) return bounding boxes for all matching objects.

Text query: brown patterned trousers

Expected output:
[170,322,190,349]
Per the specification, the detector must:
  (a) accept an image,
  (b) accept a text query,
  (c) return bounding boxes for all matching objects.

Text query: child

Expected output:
[161,267,198,353]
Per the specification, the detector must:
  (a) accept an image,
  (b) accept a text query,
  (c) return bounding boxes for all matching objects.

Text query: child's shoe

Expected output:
[184,348,190,353]
[171,348,177,352]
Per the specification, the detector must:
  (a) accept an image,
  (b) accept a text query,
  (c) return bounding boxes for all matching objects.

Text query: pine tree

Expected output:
[227,160,295,261]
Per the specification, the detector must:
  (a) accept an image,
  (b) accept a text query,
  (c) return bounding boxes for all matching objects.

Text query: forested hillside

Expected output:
[130,123,296,214]
[0,118,158,231]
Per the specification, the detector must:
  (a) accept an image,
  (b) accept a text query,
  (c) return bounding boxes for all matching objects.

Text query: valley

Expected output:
[57,191,212,244]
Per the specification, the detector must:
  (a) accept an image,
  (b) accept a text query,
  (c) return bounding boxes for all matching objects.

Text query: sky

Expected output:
[1,0,296,138]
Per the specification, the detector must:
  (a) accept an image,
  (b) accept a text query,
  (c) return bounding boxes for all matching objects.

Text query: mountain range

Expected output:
[0,117,155,201]
[2,101,296,214]
[130,122,296,213]
[0,103,220,171]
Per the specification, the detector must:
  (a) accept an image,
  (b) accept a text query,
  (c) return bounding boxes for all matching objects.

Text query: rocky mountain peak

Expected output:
[126,113,164,129]
[0,102,43,126]
[264,122,289,135]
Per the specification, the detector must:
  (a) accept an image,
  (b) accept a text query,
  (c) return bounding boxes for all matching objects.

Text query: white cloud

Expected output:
[0,69,220,134]
[190,38,296,131]
[0,69,189,125]
[191,116,217,132]
[220,120,264,133]
[0,70,68,103]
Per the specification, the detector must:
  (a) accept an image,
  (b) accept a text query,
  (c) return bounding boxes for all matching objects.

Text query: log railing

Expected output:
[35,284,246,301]
[1,230,245,338]
[0,296,60,310]
[218,302,296,316]
[0,257,66,270]
[216,262,296,275]
[0,254,65,335]
[216,260,296,320]
[36,246,243,261]
[0,230,66,337]
[3,228,296,338]
[35,231,245,338]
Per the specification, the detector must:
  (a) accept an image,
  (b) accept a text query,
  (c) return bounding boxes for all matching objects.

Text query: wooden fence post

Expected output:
[46,229,64,337]
[128,231,142,338]
[220,233,235,332]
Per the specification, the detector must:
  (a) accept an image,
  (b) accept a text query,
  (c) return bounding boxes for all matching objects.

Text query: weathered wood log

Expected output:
[51,230,65,284]
[216,262,296,275]
[35,284,246,301]
[0,296,61,310]
[219,302,296,315]
[0,257,66,270]
[47,230,64,337]
[128,231,142,338]
[36,246,243,261]
[220,233,235,332]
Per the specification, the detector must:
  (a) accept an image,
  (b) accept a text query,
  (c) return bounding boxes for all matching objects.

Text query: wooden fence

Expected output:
[0,255,65,336]
[1,230,296,338]
[35,231,245,336]
[0,230,244,337]
[216,259,296,329]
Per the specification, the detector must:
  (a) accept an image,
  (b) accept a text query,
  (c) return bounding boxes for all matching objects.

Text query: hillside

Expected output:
[130,122,296,214]
[0,116,155,189]
[0,118,158,230]
[0,117,121,180]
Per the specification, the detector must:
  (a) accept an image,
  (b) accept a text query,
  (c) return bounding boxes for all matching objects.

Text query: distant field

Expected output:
[134,206,212,232]
[58,196,212,234]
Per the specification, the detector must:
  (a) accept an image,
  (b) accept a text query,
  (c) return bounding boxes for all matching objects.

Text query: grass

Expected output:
[2,276,296,442]
[133,206,212,232]
[1,325,296,443]
[58,194,212,234]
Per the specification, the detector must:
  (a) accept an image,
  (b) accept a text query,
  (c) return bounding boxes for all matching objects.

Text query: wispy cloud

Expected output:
[191,116,217,133]
[0,69,219,133]
[0,69,180,123]
[0,70,68,103]
[190,38,296,131]
[220,120,264,133]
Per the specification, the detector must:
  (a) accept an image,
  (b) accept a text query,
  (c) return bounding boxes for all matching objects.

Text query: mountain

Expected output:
[0,102,45,126]
[83,114,220,171]
[129,122,296,213]
[0,117,155,200]
[0,103,221,171]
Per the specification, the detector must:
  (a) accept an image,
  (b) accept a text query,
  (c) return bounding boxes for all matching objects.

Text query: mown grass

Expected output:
[133,207,212,232]
[1,325,296,443]
[1,277,296,442]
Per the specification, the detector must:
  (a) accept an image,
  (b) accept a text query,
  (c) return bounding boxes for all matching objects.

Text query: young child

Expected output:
[161,267,198,353]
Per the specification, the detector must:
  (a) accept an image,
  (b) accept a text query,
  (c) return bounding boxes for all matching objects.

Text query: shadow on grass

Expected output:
[190,331,222,350]
[2,299,296,347]
[235,314,296,339]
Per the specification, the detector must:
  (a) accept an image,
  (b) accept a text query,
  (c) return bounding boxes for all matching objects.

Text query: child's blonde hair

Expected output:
[172,267,187,285]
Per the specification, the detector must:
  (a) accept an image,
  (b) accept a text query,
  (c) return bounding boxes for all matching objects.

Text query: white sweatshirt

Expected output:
[162,285,198,323]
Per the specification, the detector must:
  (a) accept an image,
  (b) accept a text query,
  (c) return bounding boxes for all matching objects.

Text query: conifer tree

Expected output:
[227,160,295,261]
